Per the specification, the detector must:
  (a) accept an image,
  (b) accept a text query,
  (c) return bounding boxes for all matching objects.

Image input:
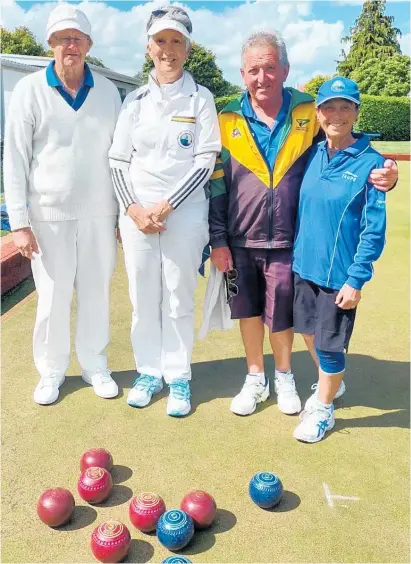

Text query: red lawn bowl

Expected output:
[180,490,217,529]
[37,487,75,527]
[129,492,166,533]
[78,467,113,504]
[80,448,113,472]
[91,521,131,563]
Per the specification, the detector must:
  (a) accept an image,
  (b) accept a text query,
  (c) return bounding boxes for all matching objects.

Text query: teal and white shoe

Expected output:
[305,380,346,411]
[127,374,163,408]
[293,403,335,443]
[167,379,191,417]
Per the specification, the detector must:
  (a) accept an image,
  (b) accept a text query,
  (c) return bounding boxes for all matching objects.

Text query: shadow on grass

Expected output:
[178,508,237,556]
[125,539,154,563]
[1,275,35,315]
[95,485,133,508]
[264,491,301,513]
[58,505,97,531]
[111,464,133,485]
[54,351,409,430]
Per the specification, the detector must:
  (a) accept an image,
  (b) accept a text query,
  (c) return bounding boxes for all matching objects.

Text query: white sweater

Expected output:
[4,68,122,229]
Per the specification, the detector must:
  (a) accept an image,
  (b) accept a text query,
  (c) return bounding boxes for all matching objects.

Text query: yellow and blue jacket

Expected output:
[209,88,320,249]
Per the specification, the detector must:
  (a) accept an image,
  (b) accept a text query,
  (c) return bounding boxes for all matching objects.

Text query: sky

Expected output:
[2,0,410,87]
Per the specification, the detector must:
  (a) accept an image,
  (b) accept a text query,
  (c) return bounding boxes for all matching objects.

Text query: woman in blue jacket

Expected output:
[292,77,387,443]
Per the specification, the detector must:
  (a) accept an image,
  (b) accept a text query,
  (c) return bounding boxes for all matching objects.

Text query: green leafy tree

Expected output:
[350,55,410,97]
[142,42,241,97]
[337,0,402,76]
[0,26,46,56]
[85,56,106,68]
[303,74,332,97]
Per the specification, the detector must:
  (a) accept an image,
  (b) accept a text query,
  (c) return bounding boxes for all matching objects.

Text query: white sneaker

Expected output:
[293,403,335,443]
[127,374,163,408]
[305,380,346,411]
[230,374,270,416]
[274,371,301,415]
[167,379,191,417]
[82,369,118,399]
[34,374,65,405]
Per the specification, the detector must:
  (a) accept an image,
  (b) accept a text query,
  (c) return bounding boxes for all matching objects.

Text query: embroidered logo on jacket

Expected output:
[342,171,358,182]
[231,128,241,138]
[296,118,310,131]
[178,131,194,148]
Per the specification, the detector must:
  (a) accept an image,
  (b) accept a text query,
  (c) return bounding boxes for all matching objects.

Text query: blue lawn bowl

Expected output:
[157,509,194,551]
[162,557,193,564]
[249,472,283,509]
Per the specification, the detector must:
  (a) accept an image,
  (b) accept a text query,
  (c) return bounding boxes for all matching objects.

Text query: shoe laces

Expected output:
[169,379,190,401]
[311,383,319,392]
[275,373,297,397]
[133,374,159,393]
[299,403,333,424]
[241,374,266,395]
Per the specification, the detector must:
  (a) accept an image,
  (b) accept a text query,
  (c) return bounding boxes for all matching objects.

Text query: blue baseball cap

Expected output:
[316,76,360,107]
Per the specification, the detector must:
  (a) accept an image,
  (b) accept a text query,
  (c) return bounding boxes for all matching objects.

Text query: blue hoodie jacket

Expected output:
[293,134,386,291]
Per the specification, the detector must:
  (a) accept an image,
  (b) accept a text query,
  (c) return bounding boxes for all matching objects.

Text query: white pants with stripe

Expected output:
[30,217,117,378]
[119,201,209,383]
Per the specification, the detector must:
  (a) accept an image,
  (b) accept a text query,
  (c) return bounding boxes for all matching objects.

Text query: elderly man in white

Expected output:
[4,4,121,404]
[109,6,221,417]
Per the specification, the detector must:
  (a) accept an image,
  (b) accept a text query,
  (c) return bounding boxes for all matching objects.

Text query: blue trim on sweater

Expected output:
[293,134,387,291]
[46,61,93,110]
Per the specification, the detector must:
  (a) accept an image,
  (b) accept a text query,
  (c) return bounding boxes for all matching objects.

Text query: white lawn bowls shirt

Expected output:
[108,71,221,211]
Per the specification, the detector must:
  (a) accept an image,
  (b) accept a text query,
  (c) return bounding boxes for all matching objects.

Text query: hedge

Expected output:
[352,95,409,141]
[215,93,410,141]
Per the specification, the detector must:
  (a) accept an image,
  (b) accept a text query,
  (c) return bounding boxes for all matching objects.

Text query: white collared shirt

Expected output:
[109,70,221,210]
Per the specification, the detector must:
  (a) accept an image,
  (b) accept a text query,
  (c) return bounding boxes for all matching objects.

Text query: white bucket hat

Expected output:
[46,4,92,41]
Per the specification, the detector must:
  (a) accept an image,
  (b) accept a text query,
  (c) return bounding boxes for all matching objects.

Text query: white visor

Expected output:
[147,19,190,40]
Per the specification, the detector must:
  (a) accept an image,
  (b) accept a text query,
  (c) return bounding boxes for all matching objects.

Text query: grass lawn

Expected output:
[372,140,410,154]
[1,163,409,563]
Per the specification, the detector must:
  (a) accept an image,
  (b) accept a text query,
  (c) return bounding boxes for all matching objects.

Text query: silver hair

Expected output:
[147,35,191,52]
[241,30,289,67]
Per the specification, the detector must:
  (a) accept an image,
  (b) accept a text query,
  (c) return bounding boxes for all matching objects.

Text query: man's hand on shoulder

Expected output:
[368,159,398,192]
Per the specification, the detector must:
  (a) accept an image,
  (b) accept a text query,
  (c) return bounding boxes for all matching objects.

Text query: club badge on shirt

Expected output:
[178,131,194,148]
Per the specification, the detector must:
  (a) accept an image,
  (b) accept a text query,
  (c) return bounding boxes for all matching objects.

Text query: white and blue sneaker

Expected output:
[293,402,335,443]
[274,371,301,415]
[304,380,346,411]
[167,379,191,417]
[127,374,163,408]
[230,374,270,416]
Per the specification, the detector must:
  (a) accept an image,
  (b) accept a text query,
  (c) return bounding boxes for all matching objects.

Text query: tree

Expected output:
[337,0,402,76]
[85,56,106,68]
[303,74,332,97]
[0,26,46,56]
[142,42,241,97]
[350,55,410,97]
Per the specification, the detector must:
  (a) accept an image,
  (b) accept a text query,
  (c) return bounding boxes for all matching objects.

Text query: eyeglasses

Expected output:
[55,36,88,45]
[225,269,239,302]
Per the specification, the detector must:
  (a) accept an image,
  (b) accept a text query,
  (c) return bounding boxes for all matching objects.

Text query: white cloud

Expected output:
[1,0,346,87]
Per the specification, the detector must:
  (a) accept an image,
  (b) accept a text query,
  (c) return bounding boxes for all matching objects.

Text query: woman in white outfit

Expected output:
[109,6,221,416]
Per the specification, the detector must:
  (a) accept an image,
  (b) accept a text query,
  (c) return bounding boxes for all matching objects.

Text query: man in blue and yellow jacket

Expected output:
[209,30,397,418]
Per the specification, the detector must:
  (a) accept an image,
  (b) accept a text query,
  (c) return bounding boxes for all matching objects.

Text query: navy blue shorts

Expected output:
[228,247,294,333]
[293,273,357,352]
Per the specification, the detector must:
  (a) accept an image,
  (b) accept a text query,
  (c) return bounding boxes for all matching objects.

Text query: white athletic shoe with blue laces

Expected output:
[293,403,335,443]
[304,380,346,411]
[127,374,163,407]
[167,379,191,417]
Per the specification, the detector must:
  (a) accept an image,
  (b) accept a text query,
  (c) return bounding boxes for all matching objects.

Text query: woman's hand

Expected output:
[13,227,39,259]
[211,246,233,273]
[335,283,361,310]
[368,159,398,192]
[127,203,166,234]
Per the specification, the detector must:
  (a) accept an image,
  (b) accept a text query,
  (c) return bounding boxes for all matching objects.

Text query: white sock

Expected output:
[275,369,292,378]
[315,398,333,410]
[248,372,266,384]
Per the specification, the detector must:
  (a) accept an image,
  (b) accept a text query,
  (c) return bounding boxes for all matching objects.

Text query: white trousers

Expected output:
[119,201,209,383]
[30,217,117,378]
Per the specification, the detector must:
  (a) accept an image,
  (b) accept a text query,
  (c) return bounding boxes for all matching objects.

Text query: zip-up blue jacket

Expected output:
[293,134,386,291]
